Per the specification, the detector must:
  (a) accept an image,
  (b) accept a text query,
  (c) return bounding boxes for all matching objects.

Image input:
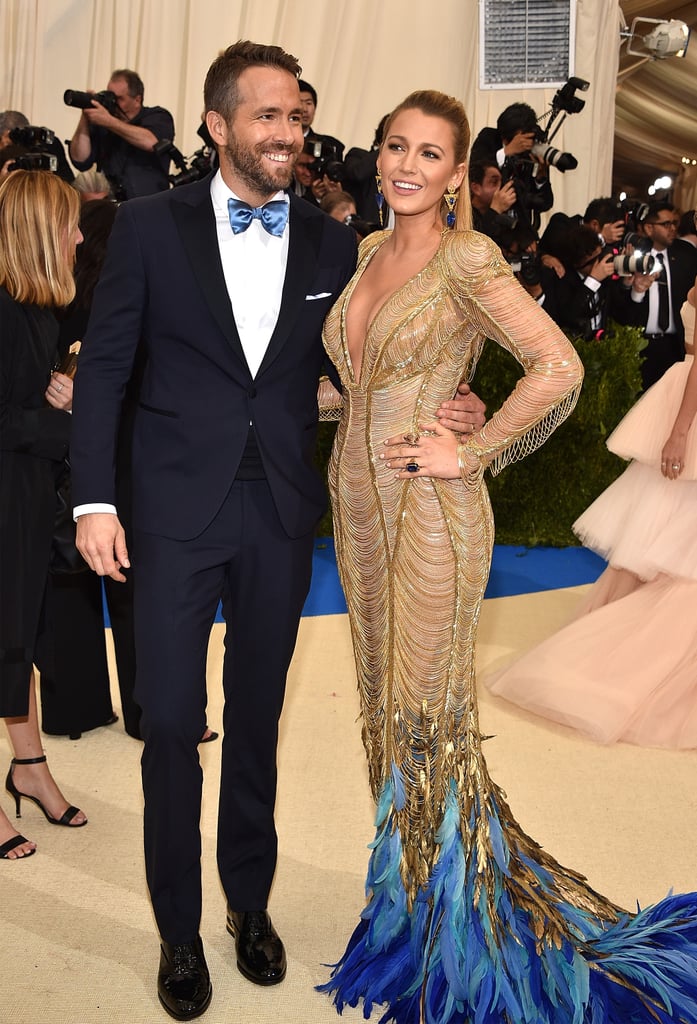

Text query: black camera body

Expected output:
[507,251,542,287]
[153,138,214,188]
[8,152,58,173]
[64,89,120,117]
[9,125,55,148]
[304,137,343,181]
[170,149,213,188]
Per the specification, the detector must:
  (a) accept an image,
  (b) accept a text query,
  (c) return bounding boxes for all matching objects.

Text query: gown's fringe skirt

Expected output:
[319,754,697,1024]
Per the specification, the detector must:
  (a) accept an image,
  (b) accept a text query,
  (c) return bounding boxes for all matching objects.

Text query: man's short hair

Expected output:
[496,102,537,142]
[110,69,145,100]
[297,80,317,107]
[468,159,499,186]
[0,110,29,137]
[583,197,622,227]
[642,200,676,223]
[204,40,302,123]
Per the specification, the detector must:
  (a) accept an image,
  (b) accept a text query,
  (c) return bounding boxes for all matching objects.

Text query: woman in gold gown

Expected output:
[319,91,697,1024]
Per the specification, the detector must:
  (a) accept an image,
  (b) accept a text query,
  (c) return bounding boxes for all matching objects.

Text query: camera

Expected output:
[613,250,656,276]
[344,214,377,238]
[552,77,590,115]
[530,141,577,172]
[518,251,542,286]
[617,198,650,235]
[506,251,541,286]
[153,139,214,188]
[9,126,55,148]
[304,137,343,180]
[597,242,656,277]
[529,76,589,173]
[7,152,58,173]
[64,89,120,117]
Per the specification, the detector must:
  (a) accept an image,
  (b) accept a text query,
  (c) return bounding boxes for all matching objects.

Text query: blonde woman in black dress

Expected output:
[0,171,88,860]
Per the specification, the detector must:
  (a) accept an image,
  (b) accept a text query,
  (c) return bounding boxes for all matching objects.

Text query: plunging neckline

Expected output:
[342,232,446,388]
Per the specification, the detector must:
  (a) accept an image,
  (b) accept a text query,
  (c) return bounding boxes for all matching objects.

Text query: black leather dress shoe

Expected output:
[157,936,212,1020]
[226,909,287,985]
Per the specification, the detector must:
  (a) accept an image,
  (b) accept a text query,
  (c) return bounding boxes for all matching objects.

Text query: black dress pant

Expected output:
[133,479,314,943]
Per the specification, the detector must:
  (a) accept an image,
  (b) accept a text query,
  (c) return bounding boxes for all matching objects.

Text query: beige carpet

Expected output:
[3,585,696,1024]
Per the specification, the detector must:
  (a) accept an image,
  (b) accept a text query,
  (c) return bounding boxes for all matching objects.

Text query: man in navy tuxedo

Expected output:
[71,40,483,1020]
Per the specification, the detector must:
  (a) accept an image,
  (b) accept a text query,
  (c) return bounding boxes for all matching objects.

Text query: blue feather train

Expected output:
[319,770,697,1023]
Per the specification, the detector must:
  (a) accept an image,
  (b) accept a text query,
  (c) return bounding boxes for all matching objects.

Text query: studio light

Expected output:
[621,17,690,59]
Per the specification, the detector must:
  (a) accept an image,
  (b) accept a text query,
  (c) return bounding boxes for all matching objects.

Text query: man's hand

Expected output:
[504,131,535,158]
[630,270,660,295]
[601,220,625,245]
[83,98,119,129]
[436,382,486,434]
[76,512,130,582]
[541,253,565,279]
[588,251,615,283]
[490,180,517,214]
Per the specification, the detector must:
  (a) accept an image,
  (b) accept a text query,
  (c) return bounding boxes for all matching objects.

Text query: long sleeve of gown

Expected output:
[443,231,584,477]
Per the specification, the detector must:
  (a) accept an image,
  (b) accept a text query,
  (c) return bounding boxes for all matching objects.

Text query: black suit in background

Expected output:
[613,241,697,389]
[71,176,356,943]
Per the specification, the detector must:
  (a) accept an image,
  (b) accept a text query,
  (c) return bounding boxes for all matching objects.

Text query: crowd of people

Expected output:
[2,38,697,1024]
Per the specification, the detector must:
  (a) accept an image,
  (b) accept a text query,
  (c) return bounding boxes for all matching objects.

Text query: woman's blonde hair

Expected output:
[0,170,81,307]
[381,90,472,231]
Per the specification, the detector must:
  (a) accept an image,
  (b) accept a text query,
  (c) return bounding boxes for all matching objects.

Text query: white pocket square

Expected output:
[305,292,332,300]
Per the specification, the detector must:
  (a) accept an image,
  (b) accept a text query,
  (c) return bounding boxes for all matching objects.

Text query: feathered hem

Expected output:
[318,774,697,1024]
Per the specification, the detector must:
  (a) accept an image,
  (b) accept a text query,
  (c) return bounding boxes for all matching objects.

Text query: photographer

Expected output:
[554,224,616,340]
[583,197,625,245]
[470,102,553,232]
[498,222,561,323]
[469,159,516,243]
[614,201,697,388]
[298,80,344,158]
[343,114,389,225]
[68,70,174,200]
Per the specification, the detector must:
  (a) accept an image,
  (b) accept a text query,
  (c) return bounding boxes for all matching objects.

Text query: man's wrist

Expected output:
[73,502,117,521]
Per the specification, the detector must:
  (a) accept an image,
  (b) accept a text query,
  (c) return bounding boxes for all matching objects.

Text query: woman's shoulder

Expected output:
[358,228,391,261]
[0,286,26,332]
[440,229,513,291]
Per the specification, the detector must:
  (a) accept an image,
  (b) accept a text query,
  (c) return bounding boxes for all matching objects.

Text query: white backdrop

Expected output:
[1,0,621,218]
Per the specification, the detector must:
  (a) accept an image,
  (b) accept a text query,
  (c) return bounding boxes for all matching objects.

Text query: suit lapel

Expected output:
[257,195,321,376]
[170,177,247,368]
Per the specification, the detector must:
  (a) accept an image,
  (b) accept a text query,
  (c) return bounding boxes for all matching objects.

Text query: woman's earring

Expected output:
[375,171,384,228]
[444,184,458,229]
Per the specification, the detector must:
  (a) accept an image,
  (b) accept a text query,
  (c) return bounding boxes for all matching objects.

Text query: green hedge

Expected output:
[315,321,646,546]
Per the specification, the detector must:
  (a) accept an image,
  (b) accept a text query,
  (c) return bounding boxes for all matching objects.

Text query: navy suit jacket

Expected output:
[71,176,357,540]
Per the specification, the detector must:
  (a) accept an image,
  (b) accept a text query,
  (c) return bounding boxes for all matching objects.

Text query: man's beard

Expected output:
[223,137,296,196]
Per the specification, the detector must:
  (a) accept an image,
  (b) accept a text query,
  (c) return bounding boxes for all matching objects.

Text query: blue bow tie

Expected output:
[227,197,289,237]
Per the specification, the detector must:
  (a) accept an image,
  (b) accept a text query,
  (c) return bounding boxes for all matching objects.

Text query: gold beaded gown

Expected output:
[318,230,697,1024]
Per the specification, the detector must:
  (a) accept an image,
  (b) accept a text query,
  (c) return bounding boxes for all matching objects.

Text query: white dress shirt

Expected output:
[630,247,675,334]
[211,170,289,377]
